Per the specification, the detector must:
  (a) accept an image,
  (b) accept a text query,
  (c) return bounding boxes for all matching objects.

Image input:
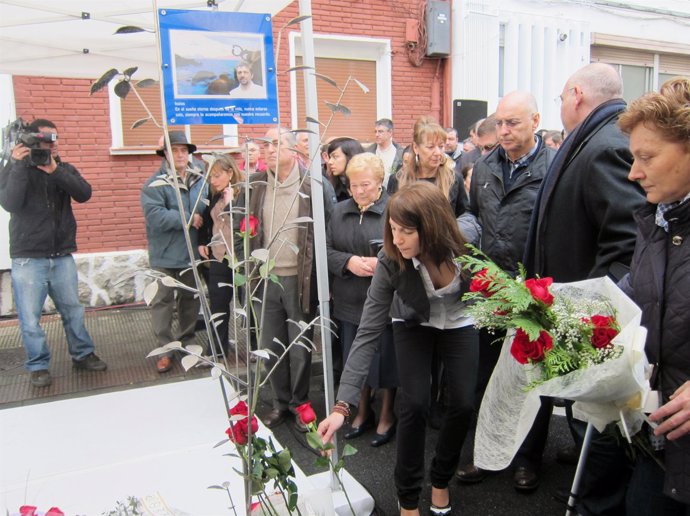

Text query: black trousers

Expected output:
[393,323,478,509]
[207,259,233,355]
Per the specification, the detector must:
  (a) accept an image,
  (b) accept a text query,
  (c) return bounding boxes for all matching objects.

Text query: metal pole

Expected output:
[566,422,594,516]
[297,0,340,483]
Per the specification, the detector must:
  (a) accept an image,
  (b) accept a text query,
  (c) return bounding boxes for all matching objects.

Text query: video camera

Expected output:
[1,118,56,167]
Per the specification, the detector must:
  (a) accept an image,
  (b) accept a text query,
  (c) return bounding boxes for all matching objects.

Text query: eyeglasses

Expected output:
[478,142,498,153]
[554,87,576,105]
[495,119,523,129]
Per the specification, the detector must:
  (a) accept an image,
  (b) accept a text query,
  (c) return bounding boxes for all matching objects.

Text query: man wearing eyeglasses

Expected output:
[522,62,646,516]
[455,91,555,488]
[475,115,499,156]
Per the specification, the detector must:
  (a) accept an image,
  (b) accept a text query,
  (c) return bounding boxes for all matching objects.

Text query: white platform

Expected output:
[0,378,374,515]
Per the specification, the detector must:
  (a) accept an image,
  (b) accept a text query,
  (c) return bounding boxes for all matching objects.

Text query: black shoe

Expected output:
[455,463,486,484]
[30,369,52,388]
[556,445,580,465]
[343,411,375,439]
[513,466,540,492]
[73,352,107,371]
[294,414,309,433]
[370,423,396,447]
[263,408,287,428]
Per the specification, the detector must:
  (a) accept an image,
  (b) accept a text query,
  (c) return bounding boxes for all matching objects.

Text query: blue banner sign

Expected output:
[158,9,278,125]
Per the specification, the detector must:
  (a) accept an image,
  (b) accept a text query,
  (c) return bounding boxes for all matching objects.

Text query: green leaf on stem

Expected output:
[233,272,246,287]
[277,449,292,471]
[306,431,324,451]
[314,456,330,468]
[342,443,358,457]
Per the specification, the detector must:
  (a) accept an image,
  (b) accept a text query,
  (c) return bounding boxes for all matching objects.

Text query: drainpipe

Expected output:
[431,59,442,121]
[443,0,453,127]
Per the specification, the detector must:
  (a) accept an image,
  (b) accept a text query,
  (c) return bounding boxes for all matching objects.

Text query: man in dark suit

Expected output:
[520,63,646,512]
[456,92,555,488]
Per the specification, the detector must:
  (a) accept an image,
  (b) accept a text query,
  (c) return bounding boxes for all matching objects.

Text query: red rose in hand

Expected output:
[590,315,619,349]
[470,268,494,297]
[510,328,553,364]
[524,277,554,306]
[295,401,317,425]
[19,507,37,516]
[240,214,259,238]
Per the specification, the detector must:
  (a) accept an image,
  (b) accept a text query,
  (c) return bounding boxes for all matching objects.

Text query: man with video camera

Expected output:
[0,118,107,388]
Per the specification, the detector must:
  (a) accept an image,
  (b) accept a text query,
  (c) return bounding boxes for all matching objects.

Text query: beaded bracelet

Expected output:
[332,400,351,421]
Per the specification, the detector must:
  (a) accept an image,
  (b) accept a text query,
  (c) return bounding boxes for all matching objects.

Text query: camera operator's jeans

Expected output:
[12,255,96,371]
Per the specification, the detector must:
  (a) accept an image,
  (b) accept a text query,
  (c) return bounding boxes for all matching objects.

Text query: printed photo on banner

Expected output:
[158,9,278,126]
[169,30,267,99]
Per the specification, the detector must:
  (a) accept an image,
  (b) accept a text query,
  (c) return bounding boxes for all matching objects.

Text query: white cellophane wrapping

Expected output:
[474,276,650,471]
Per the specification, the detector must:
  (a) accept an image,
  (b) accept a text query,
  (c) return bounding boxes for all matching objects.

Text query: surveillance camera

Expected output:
[559,33,568,42]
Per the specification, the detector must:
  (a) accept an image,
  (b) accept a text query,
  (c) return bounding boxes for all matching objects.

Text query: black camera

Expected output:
[2,118,56,167]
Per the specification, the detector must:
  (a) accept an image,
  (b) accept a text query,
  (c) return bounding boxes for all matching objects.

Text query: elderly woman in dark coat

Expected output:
[326,152,398,447]
[618,76,690,514]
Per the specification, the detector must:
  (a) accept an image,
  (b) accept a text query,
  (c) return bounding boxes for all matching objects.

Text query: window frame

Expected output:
[107,82,239,155]
[288,32,392,132]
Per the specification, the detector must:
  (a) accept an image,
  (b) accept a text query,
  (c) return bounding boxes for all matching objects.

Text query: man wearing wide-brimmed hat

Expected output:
[141,131,207,373]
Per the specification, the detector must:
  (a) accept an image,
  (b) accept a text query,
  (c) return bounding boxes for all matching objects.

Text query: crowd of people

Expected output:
[2,61,688,515]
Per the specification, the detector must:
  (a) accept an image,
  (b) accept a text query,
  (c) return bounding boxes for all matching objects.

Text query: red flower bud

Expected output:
[524,277,554,306]
[240,214,259,238]
[295,401,317,425]
[226,401,258,446]
[470,268,494,297]
[510,328,553,364]
[590,314,619,349]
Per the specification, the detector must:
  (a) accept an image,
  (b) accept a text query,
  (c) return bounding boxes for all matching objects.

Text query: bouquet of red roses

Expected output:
[460,249,623,384]
[457,247,650,471]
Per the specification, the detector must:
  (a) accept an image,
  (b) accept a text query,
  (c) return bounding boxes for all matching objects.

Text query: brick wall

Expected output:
[11,0,445,255]
[12,76,159,254]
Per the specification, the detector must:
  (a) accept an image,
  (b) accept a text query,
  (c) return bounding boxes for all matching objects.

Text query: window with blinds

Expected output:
[591,44,690,102]
[294,57,377,143]
[118,81,224,149]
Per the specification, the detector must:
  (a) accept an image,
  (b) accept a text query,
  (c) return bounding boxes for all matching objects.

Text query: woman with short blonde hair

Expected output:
[618,77,690,514]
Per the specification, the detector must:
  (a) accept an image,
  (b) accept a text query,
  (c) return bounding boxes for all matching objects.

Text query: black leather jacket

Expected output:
[0,157,91,258]
[469,139,554,276]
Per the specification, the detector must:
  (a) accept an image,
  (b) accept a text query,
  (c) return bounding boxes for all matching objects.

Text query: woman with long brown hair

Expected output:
[198,154,244,358]
[319,182,478,515]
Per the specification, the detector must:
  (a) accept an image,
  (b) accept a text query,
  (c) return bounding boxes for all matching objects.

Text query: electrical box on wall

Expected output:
[425,0,451,57]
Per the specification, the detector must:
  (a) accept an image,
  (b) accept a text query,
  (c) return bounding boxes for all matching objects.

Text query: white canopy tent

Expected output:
[0,0,294,78]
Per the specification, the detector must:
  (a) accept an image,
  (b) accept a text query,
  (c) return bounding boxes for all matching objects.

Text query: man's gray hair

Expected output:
[276,127,297,147]
[375,118,394,131]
